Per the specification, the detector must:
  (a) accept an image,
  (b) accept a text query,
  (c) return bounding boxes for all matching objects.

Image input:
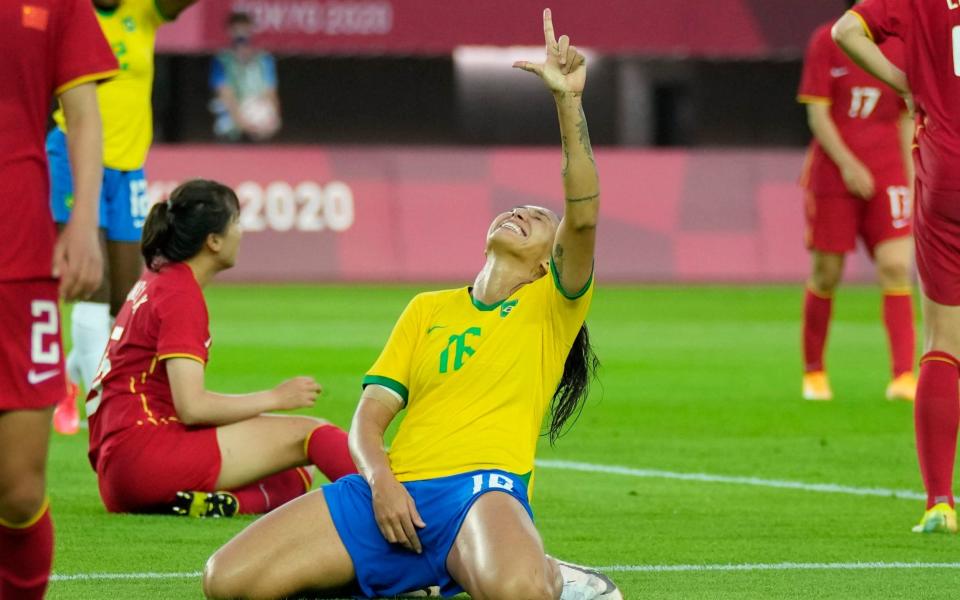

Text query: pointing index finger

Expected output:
[543,8,557,50]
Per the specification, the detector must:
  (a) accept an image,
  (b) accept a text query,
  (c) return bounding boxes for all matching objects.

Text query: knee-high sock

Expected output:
[230,468,312,514]
[882,291,916,377]
[803,288,833,372]
[0,501,53,600]
[915,352,960,509]
[69,302,111,390]
[305,424,357,482]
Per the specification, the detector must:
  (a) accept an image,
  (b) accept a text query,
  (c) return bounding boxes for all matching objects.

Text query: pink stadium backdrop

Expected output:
[157,0,839,56]
[145,146,881,283]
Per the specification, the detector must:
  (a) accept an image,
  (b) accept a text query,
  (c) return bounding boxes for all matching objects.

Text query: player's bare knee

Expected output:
[810,262,842,293]
[202,551,247,600]
[483,573,559,600]
[0,480,46,525]
[878,261,911,289]
[299,416,329,437]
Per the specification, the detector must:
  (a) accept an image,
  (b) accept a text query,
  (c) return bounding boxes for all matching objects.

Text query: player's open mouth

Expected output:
[499,220,527,237]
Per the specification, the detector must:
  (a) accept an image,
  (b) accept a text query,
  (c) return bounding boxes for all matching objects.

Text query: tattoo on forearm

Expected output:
[561,134,570,177]
[576,105,595,165]
[553,243,564,275]
[566,193,599,203]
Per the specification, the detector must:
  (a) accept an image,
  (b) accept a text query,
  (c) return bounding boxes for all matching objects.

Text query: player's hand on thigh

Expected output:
[840,160,876,200]
[371,474,426,554]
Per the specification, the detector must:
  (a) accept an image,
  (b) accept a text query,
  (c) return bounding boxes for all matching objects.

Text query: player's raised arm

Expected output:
[833,11,909,95]
[514,8,598,294]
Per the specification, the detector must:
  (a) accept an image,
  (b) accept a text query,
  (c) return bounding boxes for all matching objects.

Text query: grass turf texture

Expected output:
[47,284,959,599]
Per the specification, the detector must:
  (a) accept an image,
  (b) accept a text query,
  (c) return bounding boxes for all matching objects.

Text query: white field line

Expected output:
[51,459,934,583]
[52,571,201,581]
[596,562,960,573]
[52,563,960,582]
[535,459,925,501]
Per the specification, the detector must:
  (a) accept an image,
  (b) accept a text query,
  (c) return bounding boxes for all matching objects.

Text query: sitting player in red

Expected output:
[798,0,916,402]
[86,179,356,517]
[835,0,960,533]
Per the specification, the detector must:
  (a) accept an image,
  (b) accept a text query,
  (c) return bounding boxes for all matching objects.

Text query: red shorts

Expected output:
[0,280,65,411]
[804,184,913,255]
[914,180,960,306]
[96,421,222,513]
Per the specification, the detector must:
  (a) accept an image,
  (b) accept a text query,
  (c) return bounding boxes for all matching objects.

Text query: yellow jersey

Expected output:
[364,262,594,483]
[53,0,168,171]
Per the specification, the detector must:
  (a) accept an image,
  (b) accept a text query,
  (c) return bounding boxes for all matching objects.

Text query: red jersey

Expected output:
[0,0,117,282]
[853,0,960,190]
[87,262,211,469]
[798,23,908,196]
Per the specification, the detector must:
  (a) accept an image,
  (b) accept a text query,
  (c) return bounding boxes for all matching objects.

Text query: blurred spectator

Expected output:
[209,11,281,142]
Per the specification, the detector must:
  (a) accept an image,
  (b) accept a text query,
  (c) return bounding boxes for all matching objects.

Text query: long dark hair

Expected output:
[141,179,240,271]
[547,323,600,444]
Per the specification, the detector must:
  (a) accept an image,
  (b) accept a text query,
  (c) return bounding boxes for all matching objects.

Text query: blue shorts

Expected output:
[323,469,533,598]
[46,128,149,243]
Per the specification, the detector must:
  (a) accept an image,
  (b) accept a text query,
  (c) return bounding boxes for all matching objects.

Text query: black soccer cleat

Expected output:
[171,490,239,518]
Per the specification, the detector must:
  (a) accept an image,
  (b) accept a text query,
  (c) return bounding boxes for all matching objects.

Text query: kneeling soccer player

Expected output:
[202,10,621,600]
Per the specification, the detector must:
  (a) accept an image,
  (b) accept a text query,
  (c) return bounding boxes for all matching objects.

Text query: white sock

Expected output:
[70,302,111,391]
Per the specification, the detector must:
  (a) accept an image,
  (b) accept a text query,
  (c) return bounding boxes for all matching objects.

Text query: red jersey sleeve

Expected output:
[54,0,119,96]
[851,0,906,44]
[798,26,834,104]
[154,288,211,365]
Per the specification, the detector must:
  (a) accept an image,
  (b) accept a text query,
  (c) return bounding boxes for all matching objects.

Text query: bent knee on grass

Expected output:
[468,571,560,600]
[203,491,354,599]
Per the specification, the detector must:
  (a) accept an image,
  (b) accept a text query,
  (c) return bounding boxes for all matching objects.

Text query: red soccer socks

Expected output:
[0,500,53,600]
[803,287,833,373]
[883,291,916,378]
[306,424,357,482]
[231,467,313,514]
[915,352,960,509]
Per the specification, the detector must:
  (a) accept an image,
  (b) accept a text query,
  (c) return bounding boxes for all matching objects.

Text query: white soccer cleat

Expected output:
[556,560,623,600]
[396,587,440,597]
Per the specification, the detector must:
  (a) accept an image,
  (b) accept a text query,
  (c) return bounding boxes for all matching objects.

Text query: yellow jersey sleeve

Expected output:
[362,294,428,407]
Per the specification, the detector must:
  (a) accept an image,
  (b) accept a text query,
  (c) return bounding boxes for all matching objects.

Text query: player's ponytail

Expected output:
[141,179,240,271]
[547,323,600,444]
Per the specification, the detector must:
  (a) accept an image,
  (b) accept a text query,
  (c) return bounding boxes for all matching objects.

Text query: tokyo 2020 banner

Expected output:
[157,0,843,57]
[145,145,881,283]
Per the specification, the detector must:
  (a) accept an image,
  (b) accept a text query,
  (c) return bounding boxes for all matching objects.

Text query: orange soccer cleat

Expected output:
[886,372,918,402]
[802,371,833,401]
[53,379,80,435]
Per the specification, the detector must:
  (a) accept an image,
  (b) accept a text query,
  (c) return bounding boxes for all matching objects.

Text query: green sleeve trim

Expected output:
[362,375,409,408]
[519,471,532,486]
[549,257,594,300]
[153,0,174,22]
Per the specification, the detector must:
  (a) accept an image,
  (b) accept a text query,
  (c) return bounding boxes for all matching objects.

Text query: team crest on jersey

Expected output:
[122,16,136,32]
[500,300,518,317]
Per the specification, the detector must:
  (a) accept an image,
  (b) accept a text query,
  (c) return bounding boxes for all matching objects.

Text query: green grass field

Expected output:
[47,284,960,599]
